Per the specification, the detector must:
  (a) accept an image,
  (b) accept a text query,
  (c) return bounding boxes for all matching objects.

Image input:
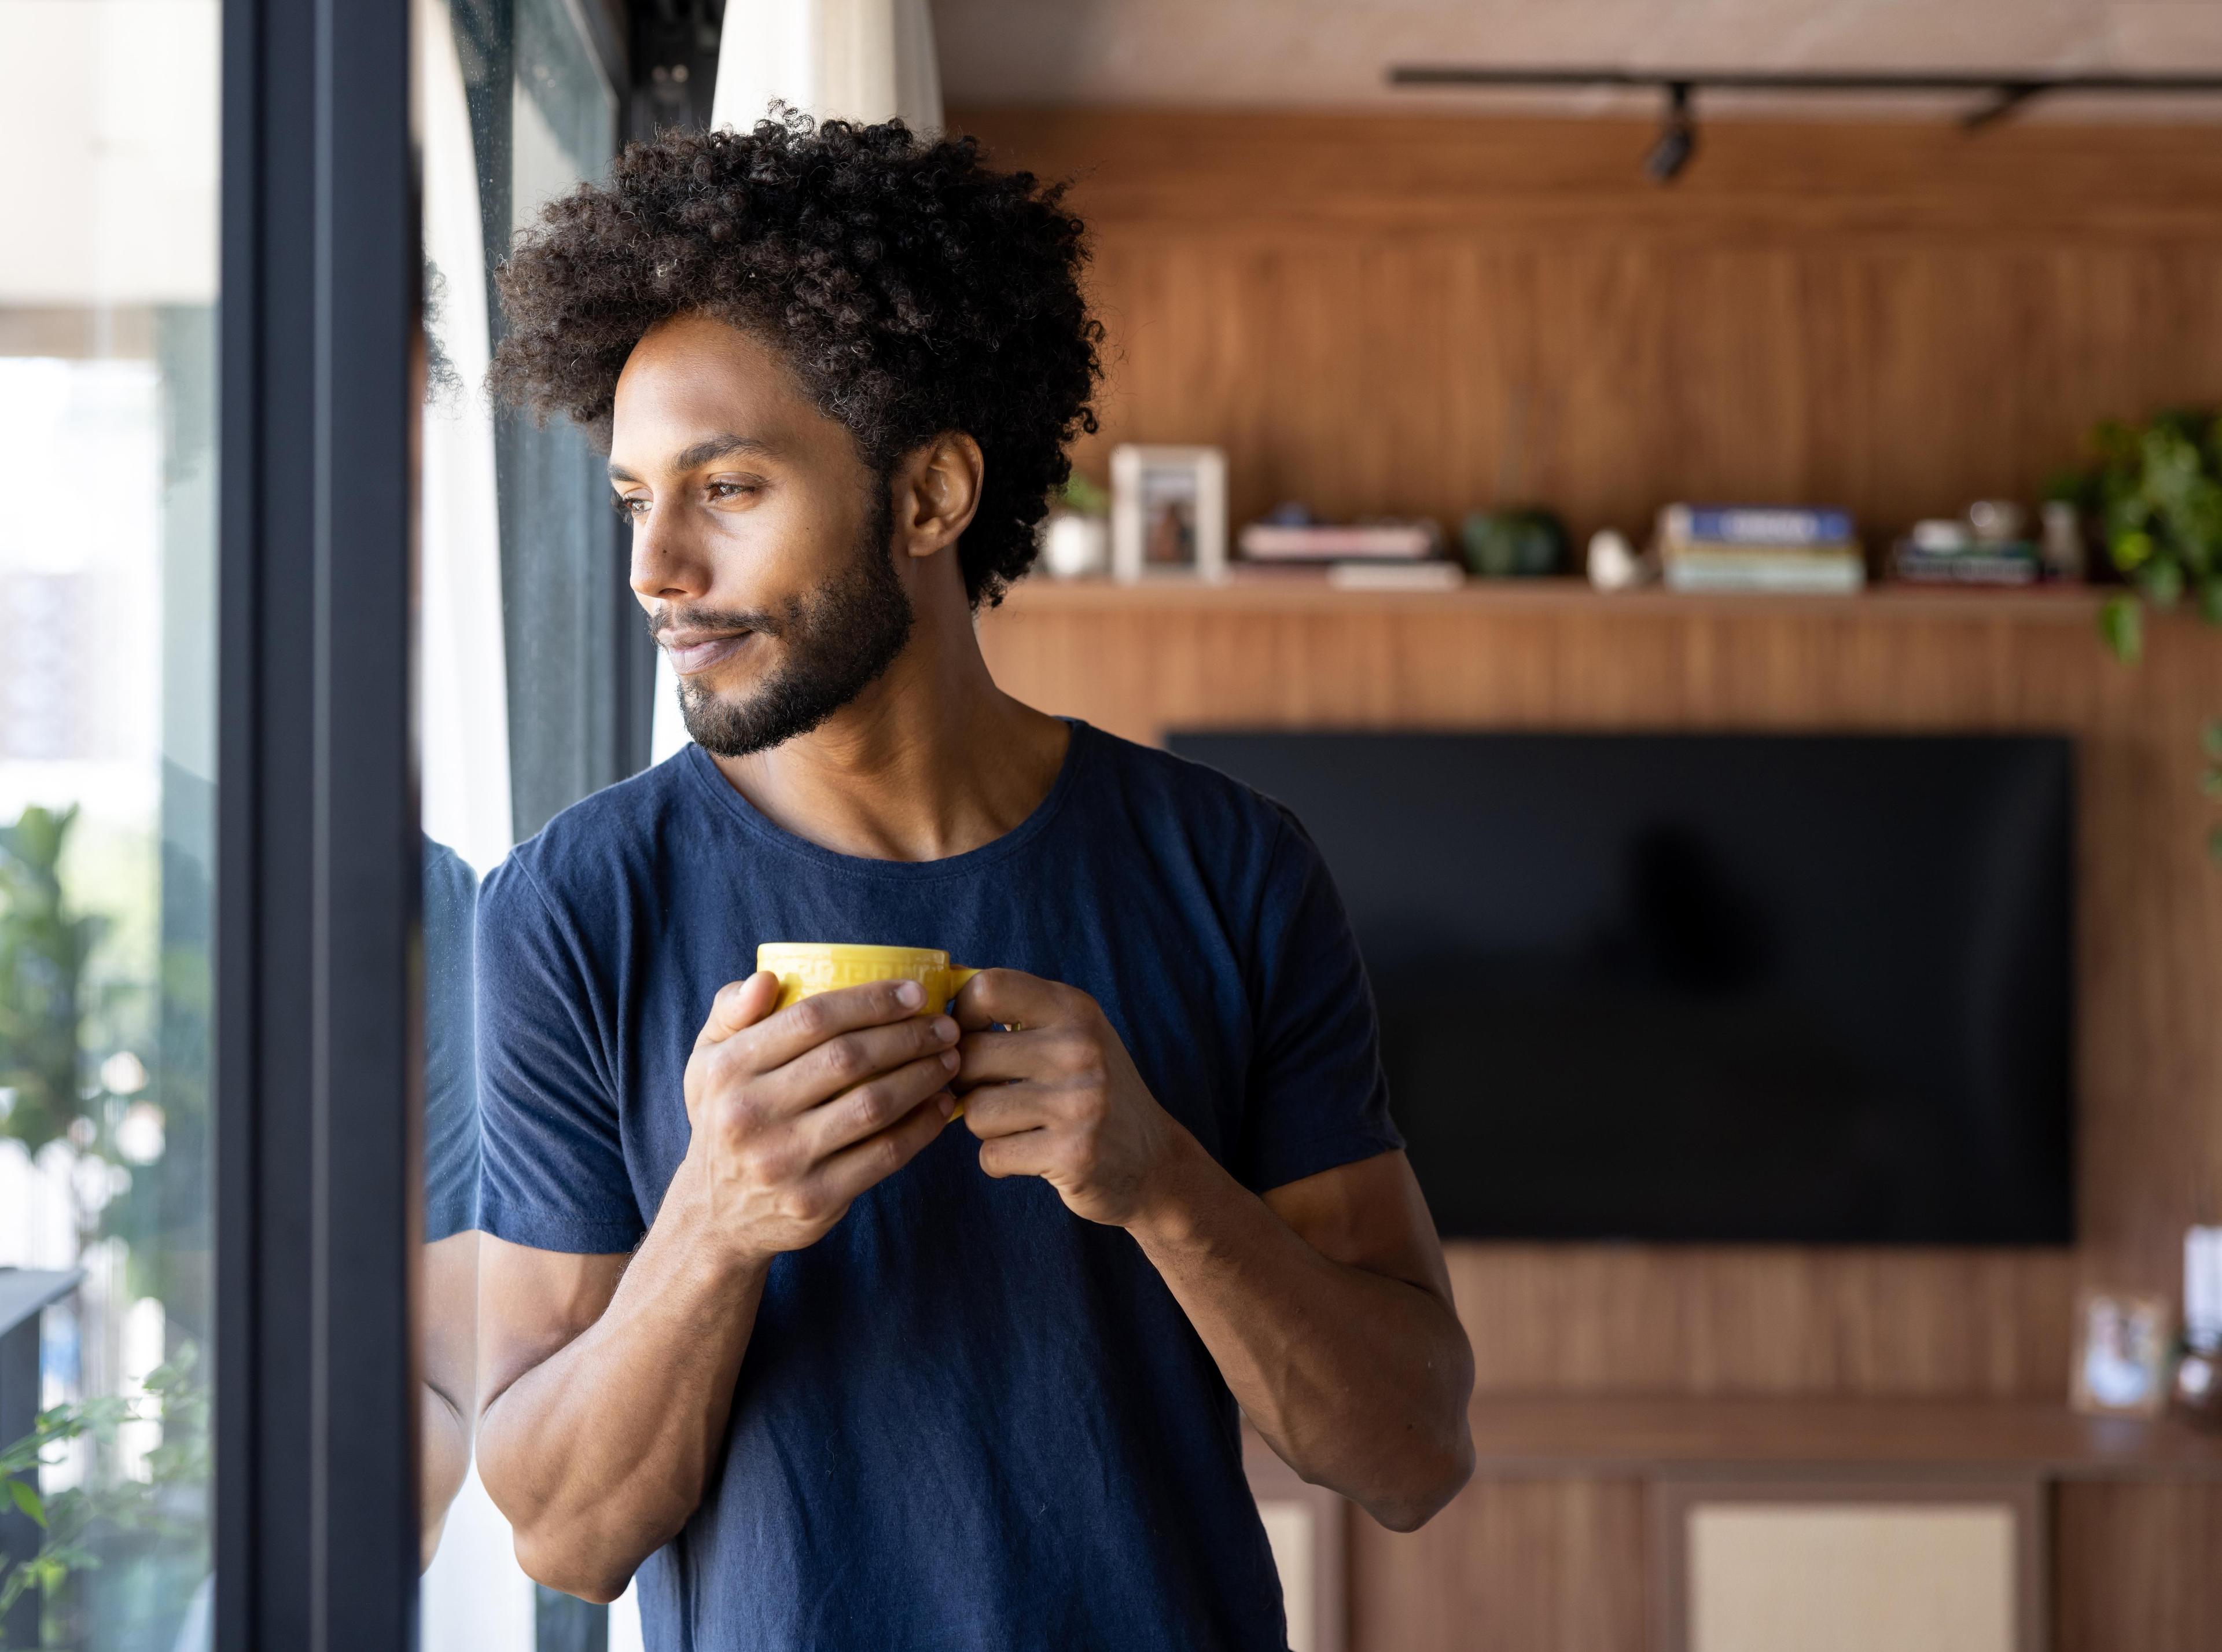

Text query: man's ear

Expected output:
[893,433,984,561]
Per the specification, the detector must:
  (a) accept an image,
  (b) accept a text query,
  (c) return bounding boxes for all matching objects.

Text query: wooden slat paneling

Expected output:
[1349,1478,1648,1652]
[952,109,2222,556]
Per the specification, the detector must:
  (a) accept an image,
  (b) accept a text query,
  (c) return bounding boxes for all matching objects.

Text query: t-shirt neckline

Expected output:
[681,717,1094,882]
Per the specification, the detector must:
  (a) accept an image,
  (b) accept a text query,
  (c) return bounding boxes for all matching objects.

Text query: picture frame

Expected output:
[1110,444,1227,582]
[2069,1289,2172,1418]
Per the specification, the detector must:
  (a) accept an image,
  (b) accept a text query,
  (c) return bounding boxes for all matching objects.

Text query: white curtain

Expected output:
[709,0,943,134]
[650,0,944,767]
[416,0,516,874]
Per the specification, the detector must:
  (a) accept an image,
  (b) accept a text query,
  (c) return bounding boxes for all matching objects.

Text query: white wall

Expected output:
[932,0,2222,116]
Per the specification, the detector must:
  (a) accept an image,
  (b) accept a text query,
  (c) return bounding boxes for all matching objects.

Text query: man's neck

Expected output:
[708,604,1070,863]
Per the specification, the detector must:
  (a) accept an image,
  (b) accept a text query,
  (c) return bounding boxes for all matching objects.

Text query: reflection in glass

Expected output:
[417,0,621,1644]
[0,2,219,1647]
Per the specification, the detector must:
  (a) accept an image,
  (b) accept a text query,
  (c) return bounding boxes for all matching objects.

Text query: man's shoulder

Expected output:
[1076,722,1300,864]
[485,748,704,921]
[1080,724,1297,840]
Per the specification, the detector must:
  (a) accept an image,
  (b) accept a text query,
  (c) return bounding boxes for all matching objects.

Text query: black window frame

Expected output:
[214,1,701,1642]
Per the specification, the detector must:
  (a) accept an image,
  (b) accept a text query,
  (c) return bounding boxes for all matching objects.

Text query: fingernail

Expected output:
[933,1016,958,1043]
[941,1049,961,1072]
[896,980,925,1009]
[937,1092,958,1118]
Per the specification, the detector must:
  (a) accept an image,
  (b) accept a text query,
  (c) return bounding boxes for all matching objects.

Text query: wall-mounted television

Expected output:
[1169,732,2074,1245]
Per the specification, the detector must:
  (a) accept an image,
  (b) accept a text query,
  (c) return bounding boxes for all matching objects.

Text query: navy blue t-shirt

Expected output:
[475,721,1401,1652]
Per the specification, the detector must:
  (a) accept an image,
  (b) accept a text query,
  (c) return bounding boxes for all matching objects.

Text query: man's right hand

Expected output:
[681,971,959,1263]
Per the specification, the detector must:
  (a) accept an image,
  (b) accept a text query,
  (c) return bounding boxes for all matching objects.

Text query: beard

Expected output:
[665,494,915,759]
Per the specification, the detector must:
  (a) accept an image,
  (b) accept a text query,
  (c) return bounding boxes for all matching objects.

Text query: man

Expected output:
[475,114,1474,1651]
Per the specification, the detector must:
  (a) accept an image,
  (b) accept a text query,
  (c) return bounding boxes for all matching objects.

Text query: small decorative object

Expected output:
[1039,471,1110,579]
[1461,508,1568,578]
[2049,409,2222,661]
[1967,499,2026,543]
[1586,528,1649,591]
[1912,518,1974,553]
[2070,1289,2172,1418]
[1110,444,1227,582]
[2177,1225,2222,1429]
[2040,499,2087,581]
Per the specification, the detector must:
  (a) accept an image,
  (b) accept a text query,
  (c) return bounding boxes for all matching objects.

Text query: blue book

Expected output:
[1664,504,1855,546]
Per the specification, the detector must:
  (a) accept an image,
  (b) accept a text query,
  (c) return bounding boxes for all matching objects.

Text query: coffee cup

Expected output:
[756,943,981,1018]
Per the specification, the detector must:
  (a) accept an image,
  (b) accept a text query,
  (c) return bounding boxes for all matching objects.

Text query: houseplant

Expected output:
[2052,409,2222,662]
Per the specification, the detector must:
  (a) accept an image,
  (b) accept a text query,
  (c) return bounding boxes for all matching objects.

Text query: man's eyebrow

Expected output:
[606,433,778,484]
[674,432,777,470]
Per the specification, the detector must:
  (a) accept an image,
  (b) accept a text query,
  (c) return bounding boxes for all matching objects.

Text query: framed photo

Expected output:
[1110,444,1227,582]
[2070,1289,2172,1417]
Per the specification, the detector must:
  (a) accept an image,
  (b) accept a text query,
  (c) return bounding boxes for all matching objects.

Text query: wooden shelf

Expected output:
[992,575,2116,624]
[1466,1395,2222,1480]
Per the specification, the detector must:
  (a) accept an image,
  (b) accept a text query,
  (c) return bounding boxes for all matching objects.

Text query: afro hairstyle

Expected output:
[488,111,1103,606]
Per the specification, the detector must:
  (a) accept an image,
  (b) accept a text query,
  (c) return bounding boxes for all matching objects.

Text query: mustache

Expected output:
[648,604,787,642]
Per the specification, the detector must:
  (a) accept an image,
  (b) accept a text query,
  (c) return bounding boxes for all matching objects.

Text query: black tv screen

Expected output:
[1170,732,2074,1245]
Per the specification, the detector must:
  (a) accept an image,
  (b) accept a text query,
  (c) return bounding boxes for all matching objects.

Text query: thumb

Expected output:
[697,970,781,1050]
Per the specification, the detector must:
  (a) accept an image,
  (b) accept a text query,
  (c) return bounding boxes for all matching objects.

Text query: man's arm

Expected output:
[474,973,961,1601]
[421,1231,480,1568]
[954,972,1474,1530]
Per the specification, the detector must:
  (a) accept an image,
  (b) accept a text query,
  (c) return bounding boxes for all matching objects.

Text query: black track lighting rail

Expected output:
[1386,67,2222,180]
[1389,67,2222,125]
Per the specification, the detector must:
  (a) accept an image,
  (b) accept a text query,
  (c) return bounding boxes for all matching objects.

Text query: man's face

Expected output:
[609,312,913,757]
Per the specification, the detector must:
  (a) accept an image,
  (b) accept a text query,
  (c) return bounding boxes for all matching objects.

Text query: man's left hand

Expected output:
[951,970,1188,1227]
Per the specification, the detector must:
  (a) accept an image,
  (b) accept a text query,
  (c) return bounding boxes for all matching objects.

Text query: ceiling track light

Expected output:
[1645,80,1697,183]
[1387,67,2222,182]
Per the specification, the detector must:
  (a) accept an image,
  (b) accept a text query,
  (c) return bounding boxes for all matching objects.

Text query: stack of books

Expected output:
[1890,520,2043,586]
[1234,513,1462,590]
[1656,505,1866,594]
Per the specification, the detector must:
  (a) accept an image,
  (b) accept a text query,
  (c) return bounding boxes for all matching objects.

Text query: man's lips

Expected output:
[659,630,752,676]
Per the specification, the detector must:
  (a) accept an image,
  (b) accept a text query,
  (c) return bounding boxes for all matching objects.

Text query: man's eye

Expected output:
[707,481,757,502]
[612,495,648,519]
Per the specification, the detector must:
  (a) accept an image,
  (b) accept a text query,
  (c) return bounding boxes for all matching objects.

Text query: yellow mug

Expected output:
[757,944,983,1117]
[756,943,981,1018]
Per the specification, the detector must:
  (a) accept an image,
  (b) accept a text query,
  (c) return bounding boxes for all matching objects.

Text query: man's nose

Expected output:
[629,505,711,602]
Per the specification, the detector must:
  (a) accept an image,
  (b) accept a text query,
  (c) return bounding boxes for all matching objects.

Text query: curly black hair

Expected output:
[489,112,1102,607]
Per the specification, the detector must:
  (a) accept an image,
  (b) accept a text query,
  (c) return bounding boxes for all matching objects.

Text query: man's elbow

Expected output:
[511,1528,637,1606]
[1359,1418,1476,1533]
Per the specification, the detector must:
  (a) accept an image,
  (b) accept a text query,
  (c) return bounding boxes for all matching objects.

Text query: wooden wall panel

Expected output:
[951,109,2222,549]
[1348,1478,1647,1652]
[2055,1482,2222,1652]
[979,584,2222,1398]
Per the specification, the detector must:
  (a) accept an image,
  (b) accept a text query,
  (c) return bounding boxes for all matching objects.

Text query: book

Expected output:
[1237,520,1444,561]
[1662,550,1866,594]
[1327,561,1466,592]
[1660,503,1855,547]
[1891,542,2041,587]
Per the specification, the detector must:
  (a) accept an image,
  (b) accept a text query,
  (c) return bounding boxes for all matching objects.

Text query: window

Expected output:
[0,3,222,1647]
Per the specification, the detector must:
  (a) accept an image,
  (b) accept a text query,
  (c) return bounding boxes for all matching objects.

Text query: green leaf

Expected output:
[2142,557,2186,609]
[2201,577,2222,628]
[2100,594,2144,662]
[6,1479,43,1529]
[2112,527,2156,573]
[2203,722,2222,760]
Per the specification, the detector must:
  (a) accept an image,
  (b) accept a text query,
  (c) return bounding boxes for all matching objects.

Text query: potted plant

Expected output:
[2050,409,2222,661]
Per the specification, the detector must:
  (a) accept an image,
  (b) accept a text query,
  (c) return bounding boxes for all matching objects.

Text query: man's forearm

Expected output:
[1125,1135,1474,1530]
[479,1158,767,1601]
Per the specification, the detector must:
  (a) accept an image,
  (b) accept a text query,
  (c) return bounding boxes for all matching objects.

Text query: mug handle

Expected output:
[941,965,981,1011]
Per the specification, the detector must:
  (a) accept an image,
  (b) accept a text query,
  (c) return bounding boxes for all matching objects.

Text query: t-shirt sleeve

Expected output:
[422,838,481,1243]
[475,856,647,1254]
[1235,809,1405,1194]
